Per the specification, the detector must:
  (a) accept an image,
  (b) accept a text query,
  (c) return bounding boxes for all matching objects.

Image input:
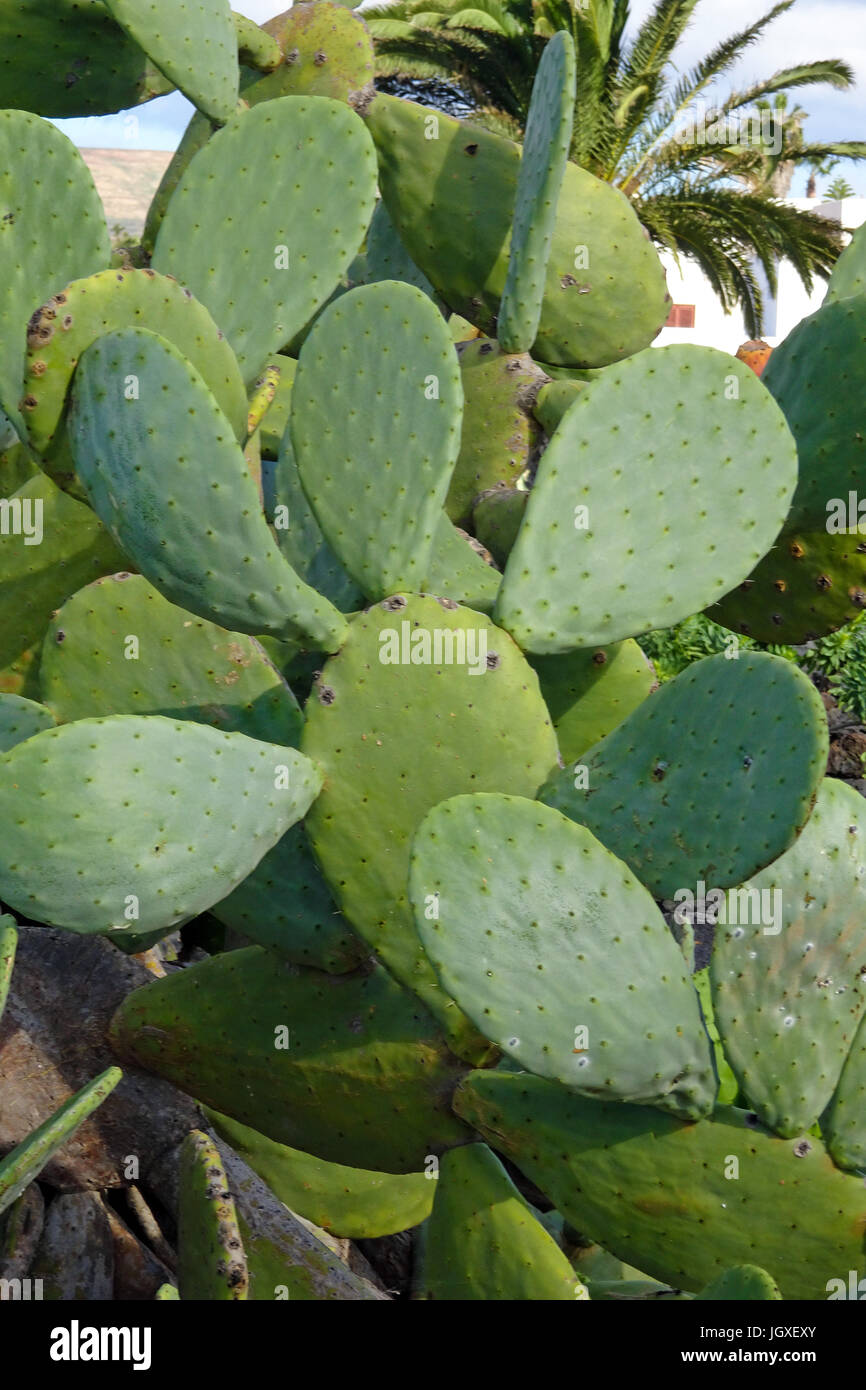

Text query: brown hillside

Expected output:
[80,148,174,240]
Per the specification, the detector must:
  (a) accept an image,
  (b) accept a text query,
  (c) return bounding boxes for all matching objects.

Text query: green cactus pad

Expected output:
[472,488,527,568]
[0,694,55,753]
[301,595,558,1055]
[0,474,127,671]
[423,1143,584,1300]
[292,281,462,599]
[207,1110,434,1238]
[540,652,828,899]
[528,640,655,764]
[711,779,866,1138]
[269,419,365,614]
[825,221,866,303]
[495,347,798,651]
[177,1130,248,1300]
[763,295,866,532]
[709,525,866,644]
[365,92,670,368]
[259,3,375,101]
[155,1283,179,1300]
[365,200,440,303]
[0,1067,121,1218]
[426,518,503,612]
[109,946,471,1172]
[445,339,546,528]
[0,112,109,438]
[822,1011,866,1173]
[23,267,248,495]
[210,824,367,974]
[234,13,282,72]
[69,328,348,651]
[0,0,174,117]
[40,573,302,745]
[694,1265,782,1300]
[153,97,377,385]
[0,916,16,1023]
[497,31,575,353]
[411,794,716,1119]
[260,355,295,458]
[0,716,321,935]
[103,0,238,124]
[531,376,588,434]
[454,1072,866,1300]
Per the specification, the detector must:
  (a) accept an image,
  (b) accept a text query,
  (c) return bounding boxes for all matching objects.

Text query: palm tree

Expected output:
[365,0,866,333]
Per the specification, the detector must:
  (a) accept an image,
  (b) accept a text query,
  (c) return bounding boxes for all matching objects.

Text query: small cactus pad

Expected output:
[528,641,655,763]
[0,915,16,1023]
[0,1067,121,1218]
[822,1009,866,1173]
[103,0,239,124]
[365,92,670,368]
[0,474,127,671]
[210,824,368,974]
[531,376,588,434]
[40,573,303,746]
[709,525,866,644]
[109,947,471,1172]
[0,716,322,935]
[153,97,377,385]
[260,355,295,458]
[0,0,174,117]
[24,267,248,494]
[301,595,557,1054]
[472,488,527,569]
[445,338,546,528]
[422,1143,584,1300]
[155,1284,179,1300]
[497,31,575,354]
[0,694,54,753]
[712,779,866,1138]
[0,112,109,437]
[258,3,375,102]
[540,651,828,898]
[762,294,866,532]
[233,13,282,72]
[453,1072,866,1300]
[694,1265,782,1300]
[177,1130,248,1300]
[292,281,463,598]
[494,347,798,652]
[825,221,866,303]
[206,1110,434,1239]
[69,328,348,651]
[410,794,716,1119]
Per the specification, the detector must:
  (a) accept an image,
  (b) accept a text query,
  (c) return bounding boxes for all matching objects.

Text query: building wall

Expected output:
[653,197,866,353]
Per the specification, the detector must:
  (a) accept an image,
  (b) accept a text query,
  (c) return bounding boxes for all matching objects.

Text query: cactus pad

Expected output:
[410,793,716,1119]
[0,716,321,935]
[0,694,54,753]
[40,573,302,746]
[495,347,798,652]
[497,30,575,353]
[109,946,471,1172]
[712,778,866,1138]
[153,97,377,385]
[177,1130,248,1300]
[528,640,655,763]
[540,652,827,899]
[454,1072,866,1300]
[69,327,348,651]
[423,1143,584,1299]
[103,0,239,124]
[292,281,463,599]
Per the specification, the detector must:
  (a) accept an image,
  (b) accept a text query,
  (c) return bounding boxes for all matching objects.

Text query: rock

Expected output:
[31,1192,114,1300]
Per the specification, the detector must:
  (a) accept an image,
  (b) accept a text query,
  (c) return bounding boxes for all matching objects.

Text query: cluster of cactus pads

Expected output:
[3,0,866,1304]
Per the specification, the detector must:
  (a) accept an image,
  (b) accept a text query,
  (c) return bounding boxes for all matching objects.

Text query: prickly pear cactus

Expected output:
[2,0,866,1307]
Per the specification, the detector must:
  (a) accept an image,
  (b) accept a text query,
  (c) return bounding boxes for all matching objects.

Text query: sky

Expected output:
[52,0,866,194]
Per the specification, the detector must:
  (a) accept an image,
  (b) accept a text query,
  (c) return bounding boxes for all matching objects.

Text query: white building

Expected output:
[653,197,866,352]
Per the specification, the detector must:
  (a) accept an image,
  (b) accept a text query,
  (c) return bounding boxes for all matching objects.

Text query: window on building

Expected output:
[665,304,696,328]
